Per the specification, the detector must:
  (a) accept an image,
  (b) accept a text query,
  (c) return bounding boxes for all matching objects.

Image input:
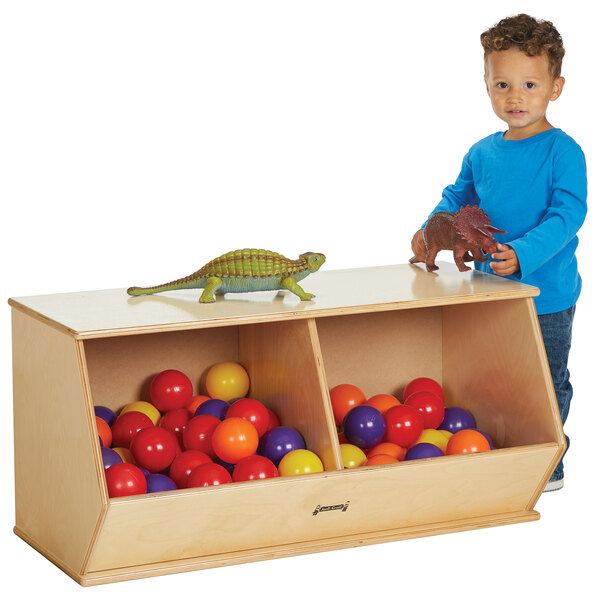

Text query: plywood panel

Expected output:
[442,298,564,451]
[316,307,443,399]
[86,443,557,574]
[12,308,104,576]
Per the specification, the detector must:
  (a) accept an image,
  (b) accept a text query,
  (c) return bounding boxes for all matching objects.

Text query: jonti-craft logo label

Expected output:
[313,501,350,516]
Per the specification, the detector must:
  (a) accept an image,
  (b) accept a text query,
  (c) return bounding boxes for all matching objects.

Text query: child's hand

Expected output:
[490,243,520,276]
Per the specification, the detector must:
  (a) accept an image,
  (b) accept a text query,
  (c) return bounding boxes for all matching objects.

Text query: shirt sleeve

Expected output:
[508,147,588,280]
[422,151,480,226]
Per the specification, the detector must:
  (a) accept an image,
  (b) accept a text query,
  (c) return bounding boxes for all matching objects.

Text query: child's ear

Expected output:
[551,76,565,101]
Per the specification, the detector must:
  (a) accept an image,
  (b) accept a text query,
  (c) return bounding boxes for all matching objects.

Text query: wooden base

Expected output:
[16,510,540,586]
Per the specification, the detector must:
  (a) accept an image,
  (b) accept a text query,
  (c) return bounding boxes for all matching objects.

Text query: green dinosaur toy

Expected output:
[127,249,326,303]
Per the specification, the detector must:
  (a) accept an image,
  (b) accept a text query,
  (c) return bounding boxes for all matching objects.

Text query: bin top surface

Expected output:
[8,262,538,338]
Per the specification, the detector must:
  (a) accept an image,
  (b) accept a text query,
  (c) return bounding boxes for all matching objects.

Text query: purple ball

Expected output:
[195,398,230,420]
[259,426,306,466]
[405,443,444,461]
[146,473,177,493]
[438,406,476,434]
[214,456,236,474]
[101,446,122,470]
[342,405,386,449]
[95,405,116,426]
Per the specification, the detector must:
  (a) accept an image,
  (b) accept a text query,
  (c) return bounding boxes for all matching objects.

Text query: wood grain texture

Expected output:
[12,309,105,576]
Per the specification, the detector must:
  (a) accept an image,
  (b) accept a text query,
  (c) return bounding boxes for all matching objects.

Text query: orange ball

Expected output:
[365,394,401,415]
[365,454,399,466]
[329,384,366,426]
[187,395,211,415]
[366,442,406,461]
[96,416,112,447]
[446,429,491,455]
[211,417,259,464]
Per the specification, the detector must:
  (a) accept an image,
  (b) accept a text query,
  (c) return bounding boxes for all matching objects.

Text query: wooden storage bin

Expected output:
[9,262,565,585]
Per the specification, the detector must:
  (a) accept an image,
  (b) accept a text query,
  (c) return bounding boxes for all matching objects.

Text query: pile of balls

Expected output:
[330,377,494,469]
[95,362,324,498]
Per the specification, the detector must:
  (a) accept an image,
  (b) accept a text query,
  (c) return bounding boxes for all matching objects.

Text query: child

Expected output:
[411,14,587,491]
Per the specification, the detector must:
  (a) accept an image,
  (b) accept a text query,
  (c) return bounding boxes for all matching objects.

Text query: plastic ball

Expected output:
[105,463,147,498]
[187,395,211,415]
[205,362,250,402]
[182,414,221,456]
[365,454,399,466]
[120,401,162,425]
[101,446,123,470]
[384,404,424,448]
[111,411,153,448]
[195,398,230,421]
[149,369,193,412]
[402,377,444,402]
[365,394,401,415]
[211,417,259,464]
[226,398,271,437]
[258,426,306,466]
[329,384,366,426]
[232,455,279,482]
[159,408,191,441]
[187,462,233,487]
[366,442,406,461]
[438,406,476,434]
[414,428,450,452]
[278,449,324,476]
[130,426,178,473]
[169,450,213,488]
[146,473,178,493]
[214,456,236,475]
[342,405,386,449]
[474,429,495,449]
[340,443,367,468]
[405,443,445,461]
[405,390,445,430]
[96,416,113,447]
[446,429,491,455]
[112,447,135,464]
[265,409,281,433]
[95,405,116,426]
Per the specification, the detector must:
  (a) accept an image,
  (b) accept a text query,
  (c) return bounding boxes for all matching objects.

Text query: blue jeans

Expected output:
[537,305,576,481]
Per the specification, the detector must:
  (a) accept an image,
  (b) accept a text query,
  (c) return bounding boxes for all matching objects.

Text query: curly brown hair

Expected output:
[480,14,565,79]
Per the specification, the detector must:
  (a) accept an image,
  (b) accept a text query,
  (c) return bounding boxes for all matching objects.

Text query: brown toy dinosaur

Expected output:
[409,205,507,272]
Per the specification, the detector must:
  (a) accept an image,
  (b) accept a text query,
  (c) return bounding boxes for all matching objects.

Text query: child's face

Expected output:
[484,48,565,140]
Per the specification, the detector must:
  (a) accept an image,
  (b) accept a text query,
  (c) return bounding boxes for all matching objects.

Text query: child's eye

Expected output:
[525,82,535,89]
[496,82,508,89]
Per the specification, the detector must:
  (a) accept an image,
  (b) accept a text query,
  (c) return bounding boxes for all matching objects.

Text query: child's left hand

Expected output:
[490,243,520,276]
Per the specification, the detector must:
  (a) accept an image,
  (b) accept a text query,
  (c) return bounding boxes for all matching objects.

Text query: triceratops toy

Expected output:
[409,205,506,272]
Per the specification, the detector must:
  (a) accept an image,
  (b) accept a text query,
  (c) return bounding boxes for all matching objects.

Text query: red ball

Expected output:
[130,426,178,473]
[226,398,270,438]
[150,369,193,412]
[404,390,445,429]
[111,411,153,448]
[187,462,233,487]
[159,408,191,441]
[446,429,491,455]
[265,409,281,433]
[169,450,213,488]
[232,455,279,482]
[211,417,259,464]
[384,405,424,448]
[329,384,366,427]
[182,414,221,456]
[402,377,444,403]
[105,463,147,498]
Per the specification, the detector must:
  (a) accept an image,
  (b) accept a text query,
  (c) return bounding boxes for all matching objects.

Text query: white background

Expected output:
[1,1,597,598]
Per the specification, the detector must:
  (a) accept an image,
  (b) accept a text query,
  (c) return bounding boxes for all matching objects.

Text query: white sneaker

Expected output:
[544,478,564,493]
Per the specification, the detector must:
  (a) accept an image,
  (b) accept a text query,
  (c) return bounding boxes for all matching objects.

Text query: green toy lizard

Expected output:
[127,248,326,303]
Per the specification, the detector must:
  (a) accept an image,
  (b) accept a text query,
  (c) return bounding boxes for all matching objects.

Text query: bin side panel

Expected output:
[12,309,104,575]
[86,444,556,573]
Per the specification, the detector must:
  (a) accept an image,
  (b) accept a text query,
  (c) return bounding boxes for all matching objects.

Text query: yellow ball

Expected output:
[206,361,250,402]
[414,428,450,452]
[278,449,324,476]
[120,401,161,425]
[340,443,367,468]
[438,429,453,440]
[112,447,135,464]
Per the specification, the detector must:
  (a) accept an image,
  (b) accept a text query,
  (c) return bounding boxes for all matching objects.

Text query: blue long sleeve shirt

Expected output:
[427,128,587,315]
